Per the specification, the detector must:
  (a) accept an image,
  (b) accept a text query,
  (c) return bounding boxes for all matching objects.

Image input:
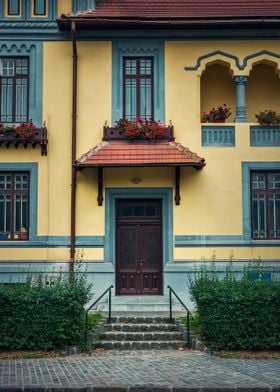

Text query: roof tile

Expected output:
[77,140,206,168]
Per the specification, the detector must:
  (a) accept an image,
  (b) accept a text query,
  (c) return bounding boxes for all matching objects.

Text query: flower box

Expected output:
[0,123,48,156]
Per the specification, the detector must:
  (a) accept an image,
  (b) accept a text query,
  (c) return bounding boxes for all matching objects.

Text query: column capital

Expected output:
[234,76,248,84]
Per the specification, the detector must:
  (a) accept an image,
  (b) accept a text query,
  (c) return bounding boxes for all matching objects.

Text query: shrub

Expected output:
[189,261,280,350]
[0,274,91,350]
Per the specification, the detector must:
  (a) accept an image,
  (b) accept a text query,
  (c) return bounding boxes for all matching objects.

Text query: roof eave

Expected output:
[57,16,280,31]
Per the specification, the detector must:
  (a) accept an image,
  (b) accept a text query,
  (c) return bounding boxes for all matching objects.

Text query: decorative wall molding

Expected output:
[185,50,280,74]
[201,125,235,146]
[250,126,280,146]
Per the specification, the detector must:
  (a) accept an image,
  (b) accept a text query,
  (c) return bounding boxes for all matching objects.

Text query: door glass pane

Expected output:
[141,227,160,268]
[145,205,156,216]
[134,205,145,216]
[118,227,135,268]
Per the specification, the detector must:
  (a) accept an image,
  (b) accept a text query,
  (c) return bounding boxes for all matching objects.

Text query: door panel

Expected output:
[116,199,162,295]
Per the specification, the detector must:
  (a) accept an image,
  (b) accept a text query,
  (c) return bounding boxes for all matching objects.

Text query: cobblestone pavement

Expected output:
[0,350,280,391]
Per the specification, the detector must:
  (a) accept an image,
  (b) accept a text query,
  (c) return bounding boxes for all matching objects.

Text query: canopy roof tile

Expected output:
[76,140,206,169]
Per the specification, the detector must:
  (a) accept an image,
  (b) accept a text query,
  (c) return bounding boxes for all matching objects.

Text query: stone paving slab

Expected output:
[0,350,279,391]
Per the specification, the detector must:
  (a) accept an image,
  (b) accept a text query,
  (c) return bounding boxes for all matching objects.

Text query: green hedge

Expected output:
[0,275,91,350]
[189,264,280,350]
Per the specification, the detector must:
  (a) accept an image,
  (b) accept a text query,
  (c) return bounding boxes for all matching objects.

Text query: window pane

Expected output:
[252,173,265,189]
[140,78,152,119]
[125,79,137,121]
[0,59,14,76]
[15,78,28,123]
[34,0,47,15]
[252,192,266,238]
[1,79,13,123]
[16,59,28,75]
[269,192,280,239]
[7,0,20,15]
[268,174,280,189]
[125,59,137,75]
[140,59,152,75]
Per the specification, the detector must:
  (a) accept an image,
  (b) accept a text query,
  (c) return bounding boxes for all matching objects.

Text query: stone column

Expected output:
[234,76,249,122]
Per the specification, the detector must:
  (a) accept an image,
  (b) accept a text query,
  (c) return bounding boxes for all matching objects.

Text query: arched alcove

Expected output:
[200,62,235,122]
[247,63,280,122]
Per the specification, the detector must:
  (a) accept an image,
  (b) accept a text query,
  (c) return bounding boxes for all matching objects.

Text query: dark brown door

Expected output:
[116,199,163,295]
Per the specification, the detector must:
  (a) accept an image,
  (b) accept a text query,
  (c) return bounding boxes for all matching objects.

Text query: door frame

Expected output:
[105,188,173,285]
[116,199,163,295]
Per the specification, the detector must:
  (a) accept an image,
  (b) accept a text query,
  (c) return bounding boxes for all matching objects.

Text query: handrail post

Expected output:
[108,286,112,323]
[168,286,173,323]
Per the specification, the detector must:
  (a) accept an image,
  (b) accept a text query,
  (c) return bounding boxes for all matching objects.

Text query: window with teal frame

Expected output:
[0,42,42,126]
[112,41,165,124]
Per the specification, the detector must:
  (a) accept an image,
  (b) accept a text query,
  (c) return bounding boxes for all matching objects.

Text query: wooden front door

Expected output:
[116,199,163,295]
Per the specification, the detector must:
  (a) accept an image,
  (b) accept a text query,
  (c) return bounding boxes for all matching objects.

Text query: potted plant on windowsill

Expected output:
[115,118,167,141]
[201,104,231,123]
[255,110,280,126]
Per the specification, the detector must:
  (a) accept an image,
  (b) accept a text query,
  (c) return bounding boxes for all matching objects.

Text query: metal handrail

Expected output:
[84,285,113,342]
[167,285,192,348]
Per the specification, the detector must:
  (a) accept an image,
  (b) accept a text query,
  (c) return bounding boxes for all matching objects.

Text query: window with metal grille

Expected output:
[123,57,154,121]
[0,57,29,123]
[251,171,280,239]
[0,172,29,240]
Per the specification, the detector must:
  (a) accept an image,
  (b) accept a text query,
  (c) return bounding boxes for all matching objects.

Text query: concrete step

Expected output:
[96,295,186,312]
[104,323,179,332]
[92,340,187,350]
[100,331,184,341]
[109,316,172,324]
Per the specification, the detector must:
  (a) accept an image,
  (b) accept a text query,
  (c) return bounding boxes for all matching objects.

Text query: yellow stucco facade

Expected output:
[0,2,279,296]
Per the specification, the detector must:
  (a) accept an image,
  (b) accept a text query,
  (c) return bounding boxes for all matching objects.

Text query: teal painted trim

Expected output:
[242,50,280,70]
[0,235,104,248]
[185,50,280,72]
[202,125,235,146]
[0,162,38,239]
[175,235,280,247]
[112,40,165,124]
[250,126,280,146]
[0,40,43,125]
[185,50,241,71]
[72,0,95,12]
[242,161,280,241]
[105,188,173,264]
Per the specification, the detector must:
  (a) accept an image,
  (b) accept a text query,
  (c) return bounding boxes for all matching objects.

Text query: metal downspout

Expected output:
[70,21,77,273]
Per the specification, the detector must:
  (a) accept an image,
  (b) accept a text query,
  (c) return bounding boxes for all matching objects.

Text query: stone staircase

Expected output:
[92,315,188,350]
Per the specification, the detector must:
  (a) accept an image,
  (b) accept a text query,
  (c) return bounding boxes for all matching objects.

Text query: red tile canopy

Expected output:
[76,140,205,169]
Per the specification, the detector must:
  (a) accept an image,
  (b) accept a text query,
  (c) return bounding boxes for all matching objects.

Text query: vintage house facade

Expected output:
[0,0,279,306]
